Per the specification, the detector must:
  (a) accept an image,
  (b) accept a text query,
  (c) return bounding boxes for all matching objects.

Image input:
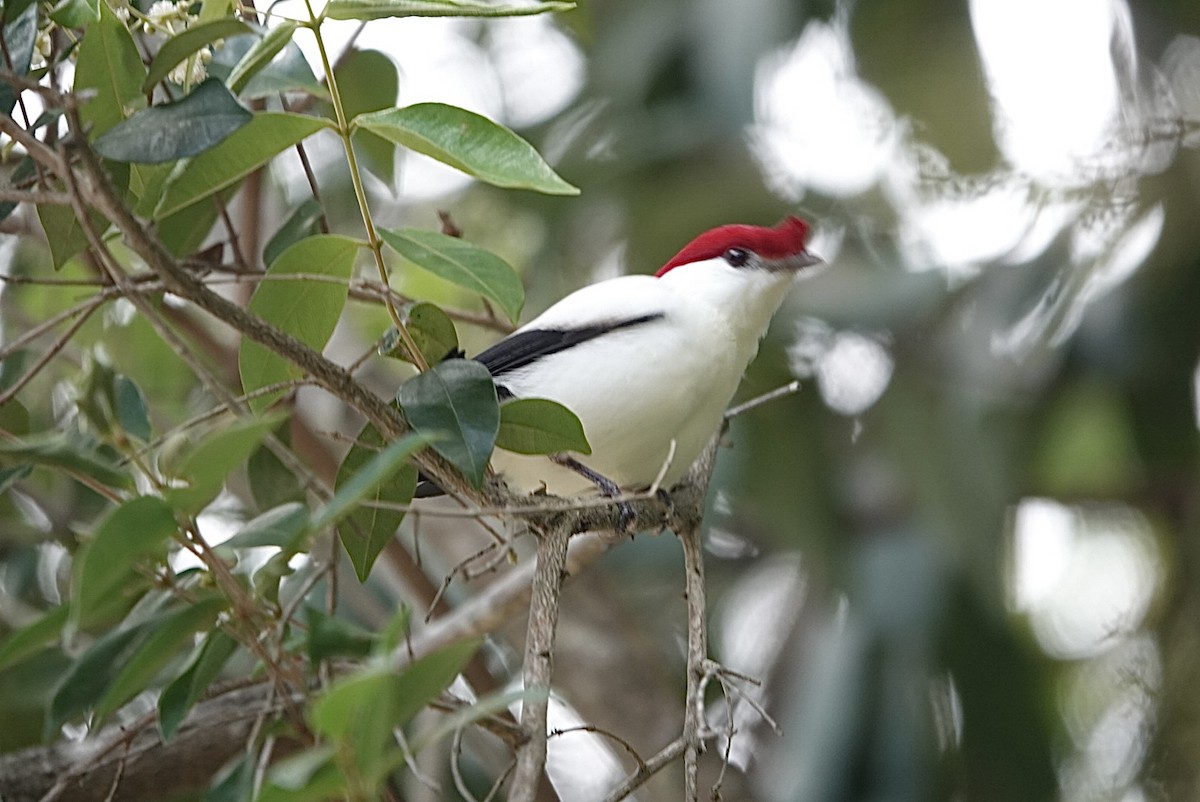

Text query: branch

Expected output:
[52,105,483,506]
[679,517,708,802]
[0,685,304,802]
[508,524,570,801]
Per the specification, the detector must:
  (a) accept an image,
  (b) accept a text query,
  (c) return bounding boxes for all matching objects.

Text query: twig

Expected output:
[507,523,571,801]
[599,736,689,802]
[549,725,647,774]
[0,188,72,204]
[723,380,801,420]
[678,517,708,802]
[0,294,98,406]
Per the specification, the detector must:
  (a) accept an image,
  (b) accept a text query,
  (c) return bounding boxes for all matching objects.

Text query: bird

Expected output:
[473,215,822,497]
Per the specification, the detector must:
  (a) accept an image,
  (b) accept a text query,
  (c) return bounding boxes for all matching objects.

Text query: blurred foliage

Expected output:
[1,0,1200,800]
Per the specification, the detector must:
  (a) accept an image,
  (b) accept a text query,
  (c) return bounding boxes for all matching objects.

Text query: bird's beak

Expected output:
[772,249,823,273]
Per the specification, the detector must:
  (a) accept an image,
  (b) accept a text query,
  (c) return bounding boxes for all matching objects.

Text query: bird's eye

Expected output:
[723,247,750,267]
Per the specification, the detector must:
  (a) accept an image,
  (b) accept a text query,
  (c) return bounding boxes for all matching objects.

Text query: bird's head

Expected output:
[654,216,821,279]
[653,216,821,332]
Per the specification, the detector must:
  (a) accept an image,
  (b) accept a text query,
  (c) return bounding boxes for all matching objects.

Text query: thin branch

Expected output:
[724,380,801,420]
[507,523,570,802]
[678,516,708,802]
[599,736,690,802]
[0,296,98,406]
[0,187,72,204]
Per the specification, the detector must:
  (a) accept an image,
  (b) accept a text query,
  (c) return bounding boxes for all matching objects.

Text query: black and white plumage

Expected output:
[459,216,821,496]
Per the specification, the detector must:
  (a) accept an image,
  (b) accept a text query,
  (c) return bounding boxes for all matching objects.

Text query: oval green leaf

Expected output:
[0,431,133,490]
[263,196,324,266]
[238,234,360,412]
[95,78,252,164]
[222,501,309,551]
[331,427,423,582]
[114,374,152,442]
[0,605,68,671]
[379,302,459,366]
[73,496,177,629]
[74,1,146,136]
[226,20,297,95]
[50,0,100,28]
[397,359,498,488]
[142,18,253,91]
[310,639,479,782]
[95,595,226,721]
[158,628,239,740]
[497,397,591,456]
[355,103,578,196]
[163,414,284,514]
[156,112,332,218]
[378,227,524,324]
[49,617,154,735]
[325,0,573,21]
[334,49,399,186]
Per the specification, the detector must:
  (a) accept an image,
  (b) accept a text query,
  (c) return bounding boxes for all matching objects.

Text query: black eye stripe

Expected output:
[724,247,750,267]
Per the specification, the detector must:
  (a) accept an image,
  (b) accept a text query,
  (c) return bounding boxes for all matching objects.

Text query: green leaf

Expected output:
[0,431,134,490]
[226,20,297,95]
[36,203,97,270]
[159,629,239,740]
[49,0,100,28]
[262,197,323,267]
[325,0,574,22]
[248,424,306,509]
[0,463,32,494]
[143,18,253,91]
[355,103,578,195]
[306,606,375,663]
[114,374,152,442]
[259,748,344,802]
[238,41,324,99]
[379,227,524,324]
[222,502,309,550]
[0,156,36,222]
[73,496,177,629]
[0,3,37,116]
[497,397,591,455]
[48,618,152,735]
[238,234,360,412]
[389,638,480,726]
[309,669,400,784]
[0,606,68,671]
[317,430,426,533]
[333,49,398,186]
[74,1,147,137]
[204,753,256,802]
[208,29,324,99]
[332,426,421,582]
[309,640,478,785]
[156,191,225,257]
[94,79,253,164]
[380,302,459,366]
[156,112,332,218]
[396,359,498,488]
[163,415,284,514]
[415,686,542,750]
[252,550,293,604]
[95,595,226,720]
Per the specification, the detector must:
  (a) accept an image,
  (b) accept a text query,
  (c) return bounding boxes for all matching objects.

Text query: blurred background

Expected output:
[5,0,1200,799]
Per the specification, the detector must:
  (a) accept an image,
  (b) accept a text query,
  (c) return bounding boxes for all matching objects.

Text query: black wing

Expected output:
[475,313,664,378]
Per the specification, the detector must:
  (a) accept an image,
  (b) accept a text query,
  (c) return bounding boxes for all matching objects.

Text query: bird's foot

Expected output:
[550,454,636,535]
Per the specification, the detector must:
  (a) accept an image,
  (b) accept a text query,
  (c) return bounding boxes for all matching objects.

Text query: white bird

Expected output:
[474,216,821,497]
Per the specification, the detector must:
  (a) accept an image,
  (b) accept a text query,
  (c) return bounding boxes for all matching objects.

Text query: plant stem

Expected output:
[301,2,429,372]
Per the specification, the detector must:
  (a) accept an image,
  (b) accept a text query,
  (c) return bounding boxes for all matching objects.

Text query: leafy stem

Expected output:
[300,0,429,372]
